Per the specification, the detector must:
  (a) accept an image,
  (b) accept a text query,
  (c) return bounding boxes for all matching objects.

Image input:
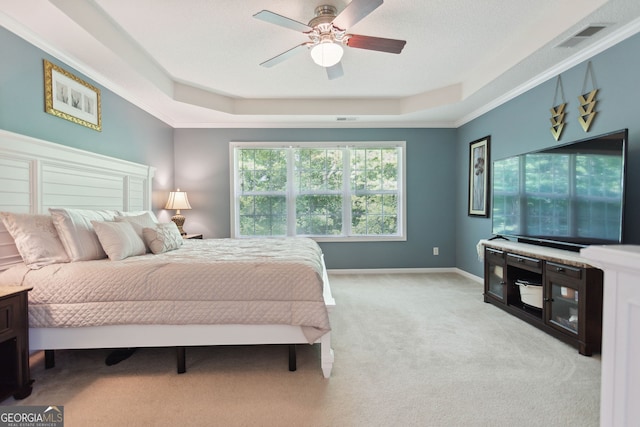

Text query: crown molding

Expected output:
[456,15,640,128]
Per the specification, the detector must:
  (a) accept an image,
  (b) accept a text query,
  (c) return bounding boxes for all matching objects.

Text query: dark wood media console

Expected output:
[481,240,603,355]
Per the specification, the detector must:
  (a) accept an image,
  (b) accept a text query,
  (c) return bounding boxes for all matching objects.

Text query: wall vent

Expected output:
[556,25,607,48]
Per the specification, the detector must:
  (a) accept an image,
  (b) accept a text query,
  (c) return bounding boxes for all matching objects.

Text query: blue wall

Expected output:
[173,128,457,269]
[3,23,640,273]
[0,27,175,212]
[456,32,640,277]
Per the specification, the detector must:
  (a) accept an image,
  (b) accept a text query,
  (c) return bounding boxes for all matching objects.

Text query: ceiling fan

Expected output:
[254,0,406,80]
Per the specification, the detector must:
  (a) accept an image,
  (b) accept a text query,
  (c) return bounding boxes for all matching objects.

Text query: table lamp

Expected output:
[164,188,192,235]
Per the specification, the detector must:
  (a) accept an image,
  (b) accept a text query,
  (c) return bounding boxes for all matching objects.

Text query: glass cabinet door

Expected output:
[487,263,506,301]
[547,281,580,335]
[485,249,506,302]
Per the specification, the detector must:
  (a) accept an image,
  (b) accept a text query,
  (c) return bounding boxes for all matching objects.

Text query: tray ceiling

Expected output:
[1,0,640,127]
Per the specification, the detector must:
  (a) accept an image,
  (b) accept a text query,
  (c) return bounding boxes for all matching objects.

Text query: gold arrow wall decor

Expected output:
[578,62,598,132]
[578,89,598,132]
[550,103,566,141]
[550,75,567,141]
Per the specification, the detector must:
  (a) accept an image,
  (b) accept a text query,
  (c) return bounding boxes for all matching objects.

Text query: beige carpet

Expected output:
[3,273,600,426]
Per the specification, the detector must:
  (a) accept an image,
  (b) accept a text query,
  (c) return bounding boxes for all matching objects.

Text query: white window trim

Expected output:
[229,141,407,242]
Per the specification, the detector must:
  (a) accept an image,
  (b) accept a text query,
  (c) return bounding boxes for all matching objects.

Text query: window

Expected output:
[231,142,406,241]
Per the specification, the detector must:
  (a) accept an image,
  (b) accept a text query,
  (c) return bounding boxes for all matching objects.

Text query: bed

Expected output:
[0,129,335,378]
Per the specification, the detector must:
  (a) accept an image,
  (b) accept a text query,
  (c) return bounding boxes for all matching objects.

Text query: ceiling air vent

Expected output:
[556,25,607,48]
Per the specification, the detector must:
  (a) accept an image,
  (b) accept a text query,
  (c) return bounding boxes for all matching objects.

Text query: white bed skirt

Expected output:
[30,323,334,378]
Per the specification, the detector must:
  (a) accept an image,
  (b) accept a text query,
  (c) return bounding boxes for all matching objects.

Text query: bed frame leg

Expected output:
[320,333,334,378]
[288,345,297,371]
[176,347,186,374]
[44,350,55,369]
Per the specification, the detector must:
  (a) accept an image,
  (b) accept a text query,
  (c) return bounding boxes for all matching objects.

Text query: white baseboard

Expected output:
[454,268,483,284]
[327,267,484,284]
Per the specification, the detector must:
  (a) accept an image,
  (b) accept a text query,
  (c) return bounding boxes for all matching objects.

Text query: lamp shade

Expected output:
[310,42,343,67]
[164,189,192,211]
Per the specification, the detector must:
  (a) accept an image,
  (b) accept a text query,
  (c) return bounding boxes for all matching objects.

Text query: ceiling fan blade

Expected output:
[253,10,312,33]
[260,43,309,68]
[326,62,344,80]
[332,0,384,30]
[346,34,406,54]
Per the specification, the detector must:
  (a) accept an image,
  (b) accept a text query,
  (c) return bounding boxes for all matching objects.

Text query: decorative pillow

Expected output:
[0,212,70,269]
[142,222,183,254]
[91,221,146,261]
[115,212,157,251]
[49,208,119,261]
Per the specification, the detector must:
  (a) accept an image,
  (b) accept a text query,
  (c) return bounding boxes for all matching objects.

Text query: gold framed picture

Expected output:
[43,59,102,131]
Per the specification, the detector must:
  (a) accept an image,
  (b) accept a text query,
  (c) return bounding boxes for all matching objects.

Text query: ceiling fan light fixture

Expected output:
[310,41,343,67]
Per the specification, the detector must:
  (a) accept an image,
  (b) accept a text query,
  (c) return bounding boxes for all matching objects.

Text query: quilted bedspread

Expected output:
[0,238,330,343]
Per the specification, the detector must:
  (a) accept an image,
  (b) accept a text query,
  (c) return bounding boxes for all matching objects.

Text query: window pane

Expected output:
[366,149,382,191]
[383,194,398,215]
[351,149,366,191]
[296,195,342,235]
[351,194,398,235]
[239,149,287,192]
[295,148,343,191]
[351,148,399,192]
[238,195,286,236]
[382,148,398,190]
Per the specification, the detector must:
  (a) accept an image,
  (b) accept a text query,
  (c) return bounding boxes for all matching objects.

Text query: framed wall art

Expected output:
[468,135,490,217]
[43,59,102,131]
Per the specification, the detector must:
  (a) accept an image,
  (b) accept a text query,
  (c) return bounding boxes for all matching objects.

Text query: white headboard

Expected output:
[0,129,156,270]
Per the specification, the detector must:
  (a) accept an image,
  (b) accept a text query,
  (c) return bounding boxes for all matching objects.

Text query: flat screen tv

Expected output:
[491,129,628,250]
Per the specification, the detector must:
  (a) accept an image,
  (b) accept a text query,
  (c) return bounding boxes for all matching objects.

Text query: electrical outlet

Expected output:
[433,247,439,256]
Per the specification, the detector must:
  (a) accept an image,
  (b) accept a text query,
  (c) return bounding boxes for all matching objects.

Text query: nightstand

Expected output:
[183,234,203,239]
[0,286,33,401]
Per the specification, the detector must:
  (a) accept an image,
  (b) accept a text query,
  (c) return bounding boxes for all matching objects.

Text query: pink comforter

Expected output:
[0,238,330,343]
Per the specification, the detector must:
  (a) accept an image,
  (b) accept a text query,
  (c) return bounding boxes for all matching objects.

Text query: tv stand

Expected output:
[480,239,603,355]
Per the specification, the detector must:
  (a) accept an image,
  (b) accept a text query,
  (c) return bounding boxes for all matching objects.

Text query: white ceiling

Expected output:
[2,0,640,128]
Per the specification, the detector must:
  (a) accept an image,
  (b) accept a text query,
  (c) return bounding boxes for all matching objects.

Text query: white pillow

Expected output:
[142,222,184,254]
[91,221,146,261]
[118,210,159,223]
[0,212,70,269]
[49,208,119,261]
[115,212,157,251]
